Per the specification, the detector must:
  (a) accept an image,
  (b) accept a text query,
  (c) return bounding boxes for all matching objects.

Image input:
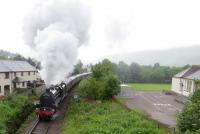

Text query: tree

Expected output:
[128,62,141,82]
[183,64,191,70]
[72,60,87,75]
[78,59,120,101]
[100,74,120,100]
[78,77,102,100]
[153,62,160,69]
[92,59,117,80]
[116,62,183,84]
[117,61,129,83]
[13,54,41,70]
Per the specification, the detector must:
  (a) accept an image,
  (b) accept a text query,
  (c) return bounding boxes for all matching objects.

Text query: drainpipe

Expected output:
[10,72,13,94]
[180,78,183,95]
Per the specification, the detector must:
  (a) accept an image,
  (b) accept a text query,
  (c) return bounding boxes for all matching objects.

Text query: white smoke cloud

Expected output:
[23,0,90,85]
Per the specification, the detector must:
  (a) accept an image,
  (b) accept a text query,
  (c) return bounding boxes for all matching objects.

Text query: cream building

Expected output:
[0,60,39,96]
[171,65,200,97]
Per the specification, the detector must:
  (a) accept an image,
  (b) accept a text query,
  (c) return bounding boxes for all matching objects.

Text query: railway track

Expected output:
[24,78,81,134]
[26,118,50,134]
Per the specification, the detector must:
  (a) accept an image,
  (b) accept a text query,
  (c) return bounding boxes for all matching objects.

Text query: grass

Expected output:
[128,83,171,91]
[62,99,169,134]
[15,112,36,134]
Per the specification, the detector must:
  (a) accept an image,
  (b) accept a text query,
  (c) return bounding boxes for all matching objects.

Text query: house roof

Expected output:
[0,60,37,72]
[174,65,200,80]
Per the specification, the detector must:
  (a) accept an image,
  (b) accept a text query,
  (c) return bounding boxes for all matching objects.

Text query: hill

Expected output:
[108,45,200,66]
[0,50,17,59]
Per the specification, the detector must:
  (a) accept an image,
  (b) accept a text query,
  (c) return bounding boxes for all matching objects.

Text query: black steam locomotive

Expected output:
[36,73,90,120]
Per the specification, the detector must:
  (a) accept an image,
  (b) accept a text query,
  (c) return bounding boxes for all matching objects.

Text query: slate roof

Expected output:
[0,60,37,72]
[174,65,200,80]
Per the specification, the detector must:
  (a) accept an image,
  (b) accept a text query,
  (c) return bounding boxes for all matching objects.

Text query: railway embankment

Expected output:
[62,98,169,134]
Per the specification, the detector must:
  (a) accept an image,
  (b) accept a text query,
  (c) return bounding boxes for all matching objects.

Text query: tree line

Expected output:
[0,49,41,69]
[116,61,185,84]
[72,59,187,84]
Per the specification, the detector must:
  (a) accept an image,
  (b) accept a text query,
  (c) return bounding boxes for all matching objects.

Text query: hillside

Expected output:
[107,45,200,66]
[0,50,17,59]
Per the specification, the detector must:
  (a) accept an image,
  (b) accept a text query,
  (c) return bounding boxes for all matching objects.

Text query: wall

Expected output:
[0,72,12,96]
[0,71,39,96]
[15,71,38,89]
[172,77,195,97]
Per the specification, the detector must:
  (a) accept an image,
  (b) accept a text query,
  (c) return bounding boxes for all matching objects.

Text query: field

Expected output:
[62,99,169,134]
[128,83,171,91]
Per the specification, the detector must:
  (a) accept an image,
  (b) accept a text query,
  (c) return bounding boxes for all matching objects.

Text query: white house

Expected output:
[171,65,200,97]
[0,60,39,96]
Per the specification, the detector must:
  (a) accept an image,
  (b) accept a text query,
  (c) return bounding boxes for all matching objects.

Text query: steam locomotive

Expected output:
[36,73,90,120]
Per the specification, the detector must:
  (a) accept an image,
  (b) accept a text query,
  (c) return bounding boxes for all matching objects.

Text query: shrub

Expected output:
[0,95,34,134]
[99,74,120,100]
[177,81,200,134]
[78,59,120,101]
[62,100,167,134]
[78,77,104,100]
[78,74,120,101]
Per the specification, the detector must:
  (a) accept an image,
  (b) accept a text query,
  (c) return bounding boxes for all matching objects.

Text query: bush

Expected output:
[78,59,120,101]
[99,74,120,100]
[78,75,120,101]
[62,100,167,134]
[78,77,104,100]
[177,81,200,134]
[0,95,34,134]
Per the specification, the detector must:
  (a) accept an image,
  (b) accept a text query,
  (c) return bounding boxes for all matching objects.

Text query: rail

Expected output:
[25,118,50,134]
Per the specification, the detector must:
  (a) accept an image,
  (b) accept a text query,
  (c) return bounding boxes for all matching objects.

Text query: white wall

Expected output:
[15,71,38,82]
[0,71,38,96]
[172,77,195,97]
[0,72,12,95]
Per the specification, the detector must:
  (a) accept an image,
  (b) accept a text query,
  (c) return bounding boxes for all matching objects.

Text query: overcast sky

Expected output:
[0,0,200,63]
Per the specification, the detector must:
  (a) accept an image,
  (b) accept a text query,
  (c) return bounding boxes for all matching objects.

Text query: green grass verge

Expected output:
[62,99,169,134]
[15,112,36,134]
[128,83,171,91]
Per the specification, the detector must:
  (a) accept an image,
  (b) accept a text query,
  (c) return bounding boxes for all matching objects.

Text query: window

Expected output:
[0,86,1,93]
[5,72,9,79]
[21,72,23,76]
[28,72,30,76]
[14,72,16,77]
[187,80,192,92]
[33,72,36,75]
[179,81,183,91]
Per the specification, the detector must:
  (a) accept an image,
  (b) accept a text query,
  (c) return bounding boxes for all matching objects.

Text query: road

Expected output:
[118,86,183,129]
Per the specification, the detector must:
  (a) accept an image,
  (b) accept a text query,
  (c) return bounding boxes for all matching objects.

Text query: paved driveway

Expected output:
[118,86,184,129]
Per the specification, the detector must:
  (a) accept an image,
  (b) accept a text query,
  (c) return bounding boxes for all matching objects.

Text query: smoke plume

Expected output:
[23,0,90,86]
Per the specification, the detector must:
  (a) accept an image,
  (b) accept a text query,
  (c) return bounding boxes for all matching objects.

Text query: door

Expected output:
[4,85,10,96]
